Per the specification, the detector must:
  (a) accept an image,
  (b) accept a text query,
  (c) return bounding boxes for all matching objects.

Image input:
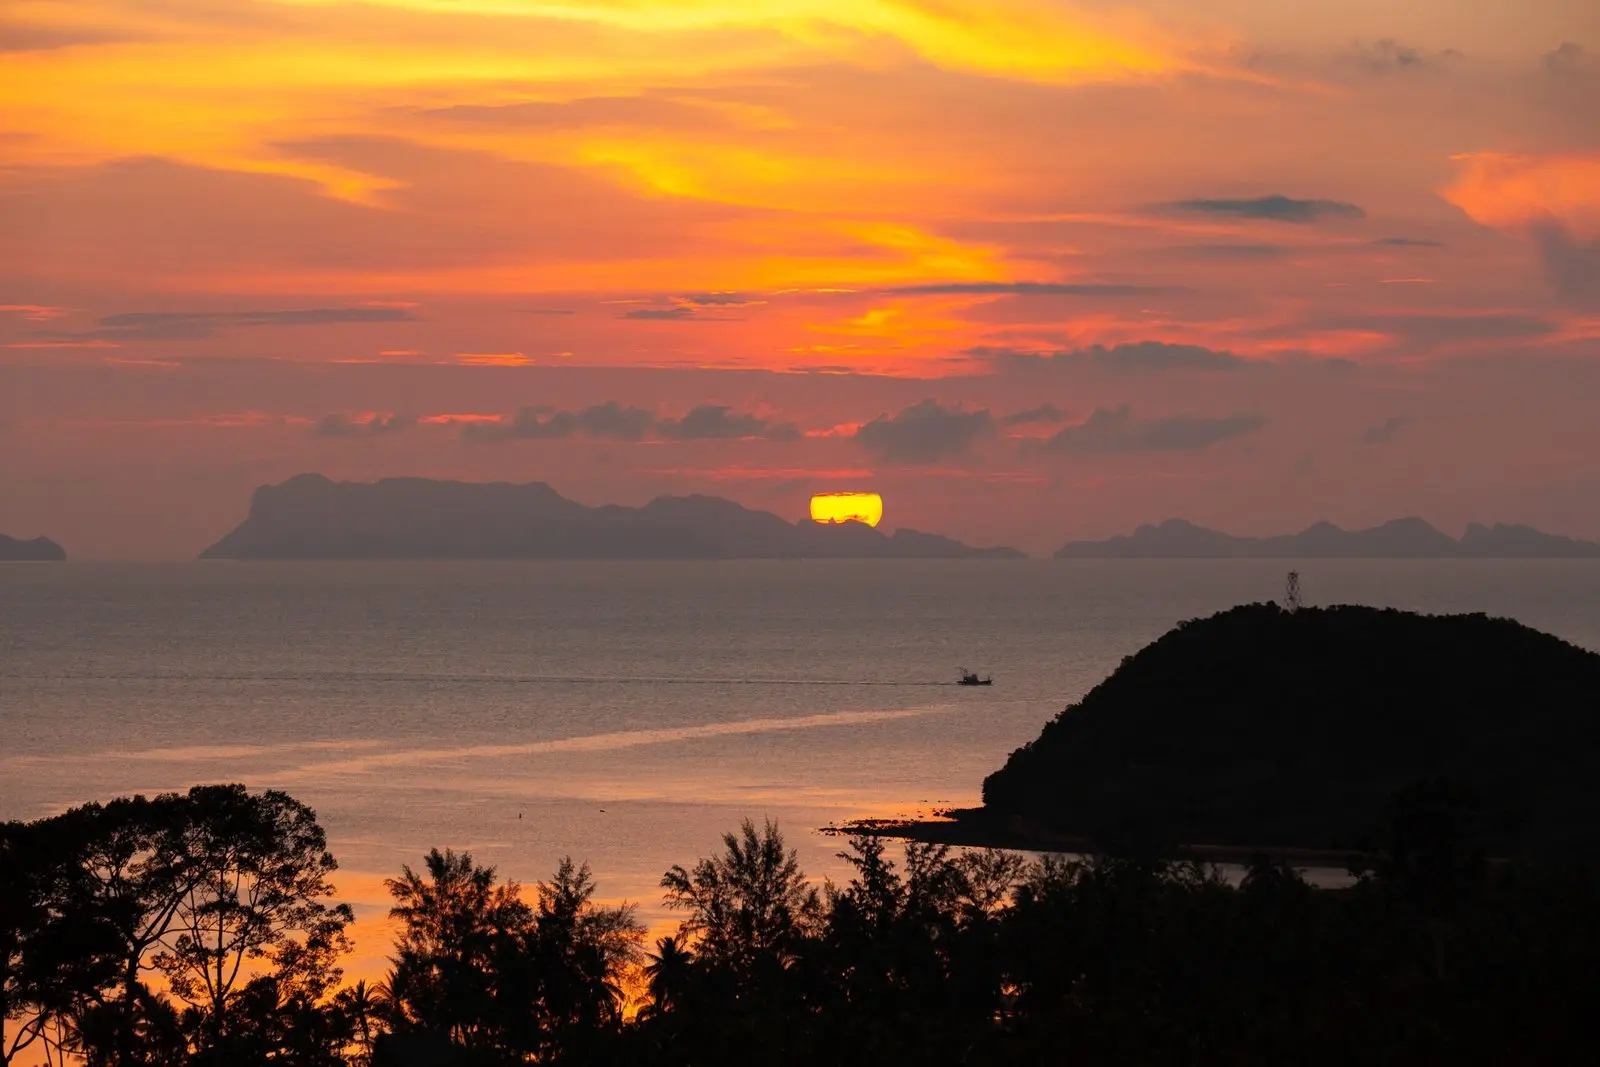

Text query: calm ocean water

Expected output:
[5,559,1600,977]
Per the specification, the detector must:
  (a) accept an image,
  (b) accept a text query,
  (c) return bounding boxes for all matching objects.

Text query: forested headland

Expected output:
[976,604,1600,856]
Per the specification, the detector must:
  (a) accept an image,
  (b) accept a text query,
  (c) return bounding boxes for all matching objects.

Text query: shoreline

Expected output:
[820,809,1358,869]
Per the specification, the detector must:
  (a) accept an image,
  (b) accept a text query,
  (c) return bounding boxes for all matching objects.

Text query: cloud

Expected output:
[1442,152,1600,306]
[1292,312,1560,349]
[577,401,657,440]
[658,405,800,441]
[621,306,701,321]
[0,23,132,52]
[1355,39,1426,72]
[1042,405,1266,454]
[40,307,416,342]
[1372,237,1444,247]
[1544,41,1594,77]
[0,304,69,321]
[883,281,1171,297]
[461,406,571,441]
[462,402,654,443]
[1345,39,1459,75]
[1163,195,1366,224]
[418,95,732,132]
[678,292,766,307]
[792,364,859,375]
[1529,221,1600,309]
[1362,415,1411,445]
[461,402,792,444]
[975,341,1243,373]
[1001,403,1070,426]
[854,399,996,463]
[1084,342,1243,372]
[620,295,764,319]
[1167,244,1287,260]
[314,412,415,437]
[1444,153,1600,232]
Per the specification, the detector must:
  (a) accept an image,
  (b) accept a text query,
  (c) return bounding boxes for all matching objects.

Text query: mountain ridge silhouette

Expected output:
[200,474,1026,560]
[1055,517,1600,558]
[0,534,67,561]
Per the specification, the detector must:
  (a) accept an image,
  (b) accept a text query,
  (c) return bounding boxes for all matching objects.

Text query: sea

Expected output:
[4,559,1600,981]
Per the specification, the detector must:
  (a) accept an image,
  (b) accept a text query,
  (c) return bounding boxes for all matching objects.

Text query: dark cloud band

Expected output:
[1162,195,1365,224]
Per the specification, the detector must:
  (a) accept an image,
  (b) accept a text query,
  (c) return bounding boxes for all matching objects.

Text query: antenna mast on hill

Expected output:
[1284,571,1303,613]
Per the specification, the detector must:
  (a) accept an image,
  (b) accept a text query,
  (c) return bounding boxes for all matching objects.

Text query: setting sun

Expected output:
[809,492,884,527]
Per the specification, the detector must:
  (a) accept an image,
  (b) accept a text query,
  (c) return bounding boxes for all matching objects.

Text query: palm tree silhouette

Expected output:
[640,935,693,1018]
[336,979,379,1061]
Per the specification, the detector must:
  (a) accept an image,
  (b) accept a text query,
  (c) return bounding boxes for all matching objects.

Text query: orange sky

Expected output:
[2,1,1599,556]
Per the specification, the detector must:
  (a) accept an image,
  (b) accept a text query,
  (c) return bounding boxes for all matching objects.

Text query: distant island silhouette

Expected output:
[0,534,66,561]
[887,604,1600,858]
[200,474,1026,560]
[1056,517,1600,558]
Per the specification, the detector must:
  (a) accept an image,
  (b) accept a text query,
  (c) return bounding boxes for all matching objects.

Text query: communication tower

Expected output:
[1285,571,1303,613]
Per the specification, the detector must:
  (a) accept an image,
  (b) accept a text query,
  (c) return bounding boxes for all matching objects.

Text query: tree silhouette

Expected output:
[379,851,641,1062]
[151,785,352,1055]
[43,792,196,1065]
[660,819,820,978]
[13,787,1600,1067]
[6,787,351,1066]
[383,848,530,1049]
[535,859,642,1019]
[639,936,692,1020]
[332,980,380,1063]
[1352,778,1489,914]
[526,858,643,1059]
[2,820,63,1066]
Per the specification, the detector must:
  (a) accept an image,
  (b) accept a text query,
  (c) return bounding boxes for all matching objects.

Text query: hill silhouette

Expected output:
[0,534,66,561]
[979,604,1600,855]
[1055,517,1600,557]
[200,474,1025,560]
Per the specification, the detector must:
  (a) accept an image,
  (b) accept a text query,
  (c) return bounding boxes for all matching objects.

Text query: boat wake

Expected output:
[266,706,960,781]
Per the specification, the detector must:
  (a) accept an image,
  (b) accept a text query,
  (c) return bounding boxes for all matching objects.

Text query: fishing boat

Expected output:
[958,668,993,687]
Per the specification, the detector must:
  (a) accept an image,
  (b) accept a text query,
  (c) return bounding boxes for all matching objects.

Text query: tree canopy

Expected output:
[2,786,350,1066]
[8,776,1600,1066]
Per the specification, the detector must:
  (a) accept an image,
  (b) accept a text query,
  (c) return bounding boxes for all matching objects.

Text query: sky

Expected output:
[2,0,1598,558]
